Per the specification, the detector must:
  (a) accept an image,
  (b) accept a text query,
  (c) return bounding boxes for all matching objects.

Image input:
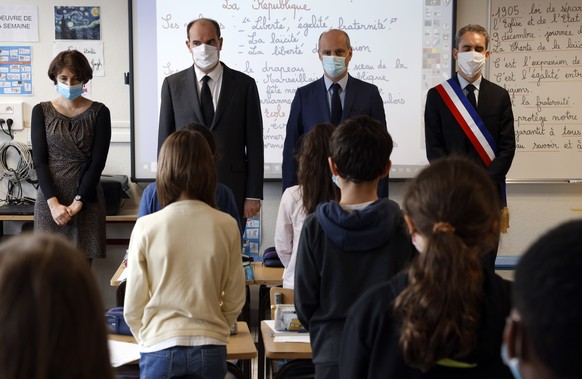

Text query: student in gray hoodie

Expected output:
[294,115,415,379]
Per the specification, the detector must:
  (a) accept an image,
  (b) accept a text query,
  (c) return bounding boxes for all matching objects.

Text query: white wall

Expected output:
[3,0,581,309]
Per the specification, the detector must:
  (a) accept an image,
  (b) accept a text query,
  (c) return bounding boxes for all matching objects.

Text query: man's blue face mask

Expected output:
[321,55,346,78]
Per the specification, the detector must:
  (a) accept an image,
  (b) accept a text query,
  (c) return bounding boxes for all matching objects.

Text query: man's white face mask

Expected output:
[191,43,219,70]
[457,51,486,77]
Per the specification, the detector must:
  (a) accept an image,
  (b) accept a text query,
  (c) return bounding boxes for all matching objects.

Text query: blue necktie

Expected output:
[330,83,342,125]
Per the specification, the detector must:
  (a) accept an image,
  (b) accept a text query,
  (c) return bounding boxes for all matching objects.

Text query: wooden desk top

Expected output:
[112,261,272,287]
[110,262,127,286]
[109,321,257,360]
[260,321,312,360]
[0,202,138,222]
[252,262,284,285]
[111,262,255,287]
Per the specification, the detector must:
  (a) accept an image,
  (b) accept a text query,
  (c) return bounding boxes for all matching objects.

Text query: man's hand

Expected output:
[243,199,261,218]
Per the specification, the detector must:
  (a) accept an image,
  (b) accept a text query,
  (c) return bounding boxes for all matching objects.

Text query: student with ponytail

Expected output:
[339,156,513,378]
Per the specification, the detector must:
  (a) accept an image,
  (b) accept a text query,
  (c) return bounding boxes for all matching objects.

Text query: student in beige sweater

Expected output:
[124,129,245,379]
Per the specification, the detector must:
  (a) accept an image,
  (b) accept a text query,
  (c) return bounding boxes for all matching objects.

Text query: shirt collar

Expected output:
[195,62,223,83]
[457,72,482,91]
[324,73,349,92]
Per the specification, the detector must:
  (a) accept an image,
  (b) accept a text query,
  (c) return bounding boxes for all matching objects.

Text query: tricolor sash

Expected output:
[435,78,497,166]
[436,78,510,231]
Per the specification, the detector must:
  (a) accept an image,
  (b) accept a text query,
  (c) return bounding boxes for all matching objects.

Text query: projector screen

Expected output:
[129,0,456,181]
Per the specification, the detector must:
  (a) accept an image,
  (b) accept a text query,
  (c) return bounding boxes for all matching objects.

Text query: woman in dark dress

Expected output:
[31,50,111,262]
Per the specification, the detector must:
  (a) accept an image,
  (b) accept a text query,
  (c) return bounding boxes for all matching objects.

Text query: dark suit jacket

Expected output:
[282,75,387,193]
[158,63,264,216]
[424,75,515,200]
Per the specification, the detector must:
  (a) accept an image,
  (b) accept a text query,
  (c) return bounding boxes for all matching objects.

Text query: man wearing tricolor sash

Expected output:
[424,24,515,245]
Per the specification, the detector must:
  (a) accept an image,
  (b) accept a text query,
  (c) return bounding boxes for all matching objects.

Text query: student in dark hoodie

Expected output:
[294,115,415,379]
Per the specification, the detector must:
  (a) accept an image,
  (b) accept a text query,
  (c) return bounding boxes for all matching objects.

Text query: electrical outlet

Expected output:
[0,102,24,131]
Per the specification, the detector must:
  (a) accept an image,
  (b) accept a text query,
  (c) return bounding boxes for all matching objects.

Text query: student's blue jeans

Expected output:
[139,345,227,379]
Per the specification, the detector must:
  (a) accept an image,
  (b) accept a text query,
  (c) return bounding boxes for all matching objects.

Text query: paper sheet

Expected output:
[273,335,311,343]
[265,320,310,343]
[108,340,140,367]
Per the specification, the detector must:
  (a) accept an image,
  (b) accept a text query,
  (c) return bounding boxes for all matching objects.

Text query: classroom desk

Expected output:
[110,261,127,287]
[111,261,259,287]
[252,262,285,285]
[260,320,313,379]
[109,321,257,379]
[252,263,284,379]
[253,262,284,321]
[0,203,138,244]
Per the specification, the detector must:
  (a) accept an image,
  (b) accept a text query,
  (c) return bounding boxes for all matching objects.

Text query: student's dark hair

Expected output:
[456,24,490,49]
[296,123,339,214]
[329,115,392,183]
[48,50,93,84]
[394,156,500,371]
[0,233,114,379]
[513,219,582,378]
[186,18,221,39]
[157,129,216,208]
[183,122,222,162]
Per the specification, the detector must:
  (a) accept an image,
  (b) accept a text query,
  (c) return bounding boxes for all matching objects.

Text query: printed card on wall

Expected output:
[0,5,39,42]
[0,46,32,95]
[53,40,104,76]
[54,6,101,40]
[243,212,261,261]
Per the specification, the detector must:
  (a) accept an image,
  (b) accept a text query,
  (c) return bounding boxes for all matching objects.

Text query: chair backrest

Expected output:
[270,287,294,319]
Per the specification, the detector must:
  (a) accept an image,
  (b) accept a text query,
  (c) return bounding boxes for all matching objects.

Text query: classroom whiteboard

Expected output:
[129,0,456,181]
[488,0,582,180]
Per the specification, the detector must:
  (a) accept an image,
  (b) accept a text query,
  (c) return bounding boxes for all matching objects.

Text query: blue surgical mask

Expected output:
[322,55,347,78]
[501,344,523,379]
[56,82,84,100]
[331,175,341,188]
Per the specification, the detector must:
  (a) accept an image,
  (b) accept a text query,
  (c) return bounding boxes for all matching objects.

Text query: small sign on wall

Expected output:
[0,5,39,42]
[53,41,104,77]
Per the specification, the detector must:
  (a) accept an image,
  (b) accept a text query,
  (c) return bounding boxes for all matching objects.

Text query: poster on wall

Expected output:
[0,46,32,95]
[243,213,261,261]
[54,6,101,40]
[53,40,104,77]
[0,5,39,42]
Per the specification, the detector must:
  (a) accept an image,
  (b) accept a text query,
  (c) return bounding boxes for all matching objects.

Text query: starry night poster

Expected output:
[54,6,101,40]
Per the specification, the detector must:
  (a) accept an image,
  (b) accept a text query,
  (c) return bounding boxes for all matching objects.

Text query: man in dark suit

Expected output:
[425,24,515,268]
[158,18,263,220]
[425,24,515,202]
[282,29,387,195]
